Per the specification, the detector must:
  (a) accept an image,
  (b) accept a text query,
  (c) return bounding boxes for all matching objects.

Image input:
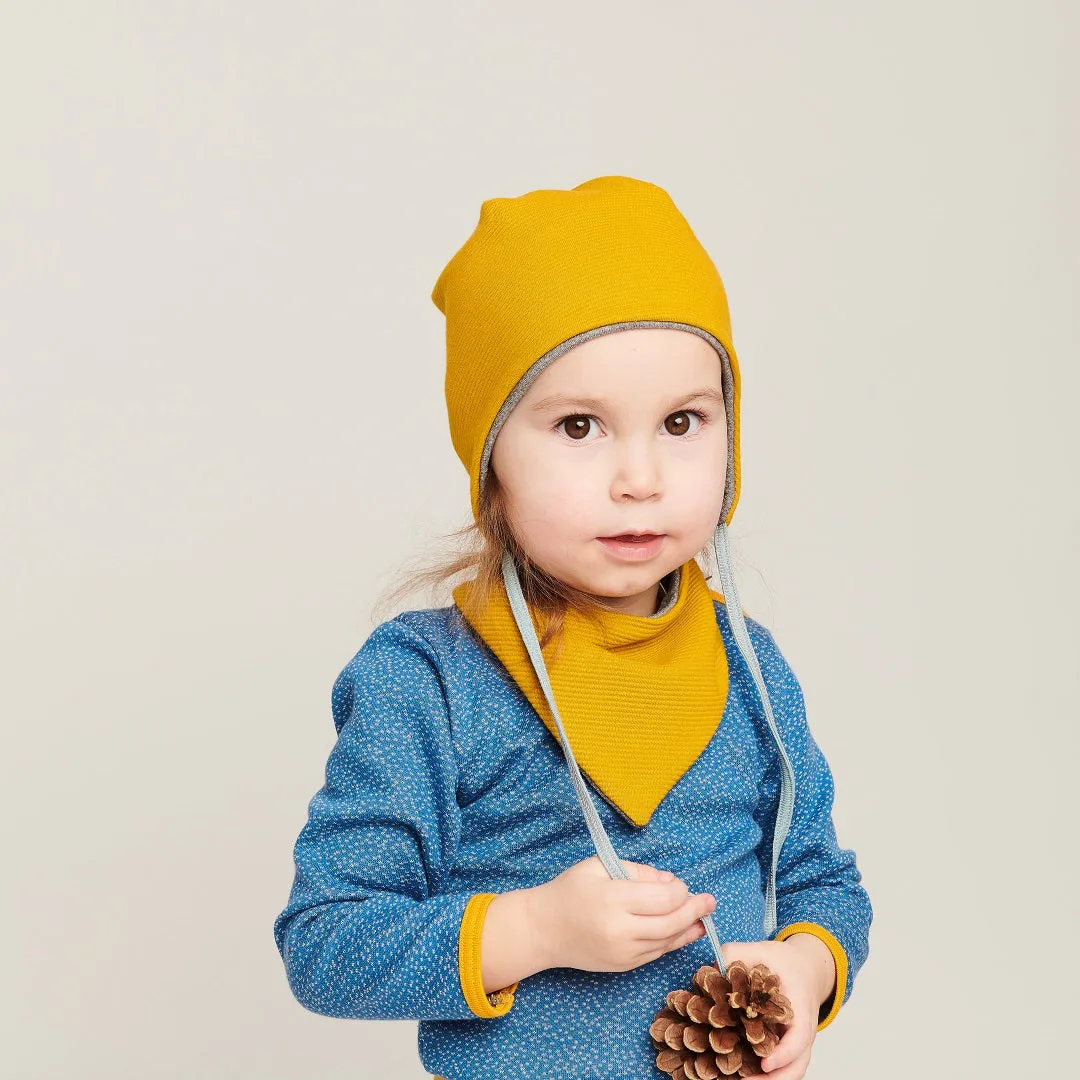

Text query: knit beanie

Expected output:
[430,174,742,527]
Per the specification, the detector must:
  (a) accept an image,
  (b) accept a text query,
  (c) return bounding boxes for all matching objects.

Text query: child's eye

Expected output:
[556,414,598,441]
[664,409,708,437]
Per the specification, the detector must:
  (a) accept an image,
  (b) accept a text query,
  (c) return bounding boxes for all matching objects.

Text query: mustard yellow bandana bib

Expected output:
[452,558,728,827]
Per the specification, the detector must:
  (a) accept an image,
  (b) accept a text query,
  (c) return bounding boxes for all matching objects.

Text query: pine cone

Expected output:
[650,960,795,1079]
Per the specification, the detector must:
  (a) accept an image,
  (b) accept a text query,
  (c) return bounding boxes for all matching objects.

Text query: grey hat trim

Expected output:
[477,320,737,527]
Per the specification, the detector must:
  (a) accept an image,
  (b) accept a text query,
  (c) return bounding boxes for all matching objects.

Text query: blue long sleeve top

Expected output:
[273,598,872,1080]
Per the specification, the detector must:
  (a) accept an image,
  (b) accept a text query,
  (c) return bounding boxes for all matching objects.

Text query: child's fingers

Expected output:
[648,916,706,962]
[760,1041,813,1079]
[760,1014,811,1074]
[675,921,707,948]
[633,893,715,943]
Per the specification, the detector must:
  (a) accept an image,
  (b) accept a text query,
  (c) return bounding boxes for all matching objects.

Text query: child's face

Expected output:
[490,327,728,616]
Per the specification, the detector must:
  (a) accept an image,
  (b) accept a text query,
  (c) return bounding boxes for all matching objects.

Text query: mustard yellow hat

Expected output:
[431,174,742,527]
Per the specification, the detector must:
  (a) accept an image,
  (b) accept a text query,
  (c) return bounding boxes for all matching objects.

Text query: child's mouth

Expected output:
[597,534,665,560]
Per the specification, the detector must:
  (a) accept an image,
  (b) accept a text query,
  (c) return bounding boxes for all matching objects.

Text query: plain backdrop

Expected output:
[2,3,1077,1078]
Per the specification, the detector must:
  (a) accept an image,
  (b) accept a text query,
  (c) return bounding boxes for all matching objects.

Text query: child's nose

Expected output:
[611,441,663,500]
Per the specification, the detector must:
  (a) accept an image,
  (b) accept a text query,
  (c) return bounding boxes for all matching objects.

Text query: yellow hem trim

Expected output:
[775,921,848,1031]
[458,892,518,1018]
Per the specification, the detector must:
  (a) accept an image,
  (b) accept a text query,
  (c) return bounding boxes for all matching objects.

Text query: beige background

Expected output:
[2,2,1077,1077]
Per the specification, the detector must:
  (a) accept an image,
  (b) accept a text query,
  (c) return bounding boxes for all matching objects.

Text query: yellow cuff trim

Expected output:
[458,892,518,1018]
[775,921,848,1032]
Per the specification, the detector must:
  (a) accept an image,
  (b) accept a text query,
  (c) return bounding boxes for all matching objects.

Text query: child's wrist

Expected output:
[520,883,562,971]
[782,931,836,1007]
[480,888,550,994]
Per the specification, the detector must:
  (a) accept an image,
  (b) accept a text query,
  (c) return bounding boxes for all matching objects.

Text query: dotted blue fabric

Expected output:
[273,601,872,1080]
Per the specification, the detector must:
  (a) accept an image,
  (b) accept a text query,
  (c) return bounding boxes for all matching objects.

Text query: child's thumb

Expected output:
[622,860,676,883]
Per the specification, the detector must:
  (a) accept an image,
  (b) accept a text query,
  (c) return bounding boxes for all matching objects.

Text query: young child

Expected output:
[273,175,872,1080]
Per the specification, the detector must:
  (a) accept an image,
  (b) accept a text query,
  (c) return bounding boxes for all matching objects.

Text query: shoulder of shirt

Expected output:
[329,605,482,737]
[349,603,468,652]
[335,603,480,687]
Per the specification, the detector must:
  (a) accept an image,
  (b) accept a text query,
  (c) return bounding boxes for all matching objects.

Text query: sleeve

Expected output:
[272,617,518,1021]
[746,621,873,1032]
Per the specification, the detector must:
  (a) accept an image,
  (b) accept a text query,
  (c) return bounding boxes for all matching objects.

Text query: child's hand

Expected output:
[526,855,716,974]
[719,935,836,1079]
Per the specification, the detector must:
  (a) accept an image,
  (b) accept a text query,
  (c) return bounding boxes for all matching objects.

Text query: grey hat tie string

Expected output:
[500,522,797,978]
